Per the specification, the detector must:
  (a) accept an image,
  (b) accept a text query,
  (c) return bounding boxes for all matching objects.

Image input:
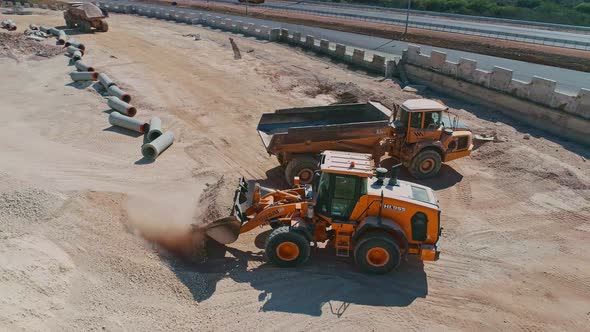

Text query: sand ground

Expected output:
[0,9,589,331]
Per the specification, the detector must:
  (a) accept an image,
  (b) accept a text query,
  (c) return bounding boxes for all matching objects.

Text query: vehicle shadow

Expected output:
[380,157,463,191]
[167,240,428,316]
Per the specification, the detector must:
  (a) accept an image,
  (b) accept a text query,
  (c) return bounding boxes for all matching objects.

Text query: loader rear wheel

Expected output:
[409,149,442,179]
[354,234,401,274]
[265,226,310,267]
[285,155,318,186]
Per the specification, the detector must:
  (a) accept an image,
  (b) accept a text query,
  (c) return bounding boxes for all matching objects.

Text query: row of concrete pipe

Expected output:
[57,32,173,160]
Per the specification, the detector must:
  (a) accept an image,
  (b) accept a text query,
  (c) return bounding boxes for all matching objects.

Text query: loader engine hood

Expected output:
[367,177,439,208]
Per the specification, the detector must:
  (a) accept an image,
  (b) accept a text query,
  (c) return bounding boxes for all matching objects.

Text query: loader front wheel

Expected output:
[409,149,442,179]
[354,233,401,274]
[265,226,310,267]
[285,155,318,186]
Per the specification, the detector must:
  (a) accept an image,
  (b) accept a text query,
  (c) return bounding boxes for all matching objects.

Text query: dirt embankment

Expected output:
[144,0,590,73]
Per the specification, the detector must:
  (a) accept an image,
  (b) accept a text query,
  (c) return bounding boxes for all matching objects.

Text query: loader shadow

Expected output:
[168,240,428,317]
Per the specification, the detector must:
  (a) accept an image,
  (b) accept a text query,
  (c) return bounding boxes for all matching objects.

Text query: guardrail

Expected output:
[202,0,590,50]
[291,0,590,33]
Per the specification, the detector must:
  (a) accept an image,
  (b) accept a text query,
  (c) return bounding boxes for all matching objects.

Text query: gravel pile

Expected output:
[0,188,62,221]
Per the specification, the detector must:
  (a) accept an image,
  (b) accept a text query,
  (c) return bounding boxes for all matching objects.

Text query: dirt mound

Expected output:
[0,32,62,60]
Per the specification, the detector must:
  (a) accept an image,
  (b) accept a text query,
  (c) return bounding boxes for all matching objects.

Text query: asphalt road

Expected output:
[209,0,590,44]
[181,3,589,94]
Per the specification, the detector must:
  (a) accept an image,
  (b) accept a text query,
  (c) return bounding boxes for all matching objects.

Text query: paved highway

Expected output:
[119,1,590,93]
[208,0,590,45]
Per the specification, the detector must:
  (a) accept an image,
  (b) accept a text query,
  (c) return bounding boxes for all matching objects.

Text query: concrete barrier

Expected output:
[70,71,98,81]
[108,112,147,133]
[403,45,590,145]
[107,97,137,117]
[107,85,131,103]
[142,131,174,160]
[147,117,162,142]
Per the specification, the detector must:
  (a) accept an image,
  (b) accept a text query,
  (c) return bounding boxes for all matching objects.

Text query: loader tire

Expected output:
[408,149,442,179]
[354,233,401,274]
[265,226,310,267]
[285,155,318,186]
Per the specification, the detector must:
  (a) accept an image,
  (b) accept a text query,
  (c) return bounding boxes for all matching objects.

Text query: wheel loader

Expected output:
[257,99,473,186]
[63,2,109,33]
[206,150,441,274]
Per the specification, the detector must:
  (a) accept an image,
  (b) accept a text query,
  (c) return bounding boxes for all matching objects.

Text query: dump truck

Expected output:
[257,99,473,186]
[206,150,441,274]
[63,2,109,32]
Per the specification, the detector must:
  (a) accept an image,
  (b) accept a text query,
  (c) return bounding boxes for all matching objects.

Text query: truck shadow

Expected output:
[167,241,428,316]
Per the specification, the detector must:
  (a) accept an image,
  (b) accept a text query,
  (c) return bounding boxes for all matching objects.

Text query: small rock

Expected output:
[402,84,427,93]
[523,134,530,140]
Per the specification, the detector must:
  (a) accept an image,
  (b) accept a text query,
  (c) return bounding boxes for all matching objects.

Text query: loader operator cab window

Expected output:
[423,111,442,129]
[315,172,366,219]
[410,112,423,129]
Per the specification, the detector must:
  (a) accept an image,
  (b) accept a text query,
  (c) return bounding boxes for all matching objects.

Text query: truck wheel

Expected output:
[409,149,442,179]
[265,226,310,267]
[285,155,318,186]
[97,20,108,32]
[354,233,401,274]
[79,21,92,33]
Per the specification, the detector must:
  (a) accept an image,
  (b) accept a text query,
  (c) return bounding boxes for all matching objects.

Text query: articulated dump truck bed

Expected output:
[257,101,393,155]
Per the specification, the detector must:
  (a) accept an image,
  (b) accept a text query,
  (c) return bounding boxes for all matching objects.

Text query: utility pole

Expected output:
[403,0,411,38]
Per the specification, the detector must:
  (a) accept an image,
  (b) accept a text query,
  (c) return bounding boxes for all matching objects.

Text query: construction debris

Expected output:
[229,37,241,60]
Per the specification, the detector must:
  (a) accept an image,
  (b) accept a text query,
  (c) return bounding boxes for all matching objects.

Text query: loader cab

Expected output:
[398,99,447,144]
[314,151,372,220]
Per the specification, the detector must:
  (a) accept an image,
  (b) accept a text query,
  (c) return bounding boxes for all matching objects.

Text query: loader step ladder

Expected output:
[333,221,354,257]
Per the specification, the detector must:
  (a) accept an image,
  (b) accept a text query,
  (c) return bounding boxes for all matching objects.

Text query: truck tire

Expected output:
[354,233,401,274]
[409,149,442,179]
[265,226,310,267]
[97,20,108,32]
[79,20,92,33]
[285,155,318,186]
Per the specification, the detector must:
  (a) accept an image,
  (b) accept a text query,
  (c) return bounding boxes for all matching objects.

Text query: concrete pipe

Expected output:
[1,19,16,31]
[98,73,117,89]
[57,30,68,45]
[29,23,39,30]
[142,131,174,160]
[72,50,82,61]
[39,25,49,33]
[107,97,137,117]
[147,117,162,142]
[66,45,84,56]
[74,60,94,72]
[69,71,98,81]
[108,112,148,133]
[48,27,60,36]
[107,85,131,103]
[66,39,85,50]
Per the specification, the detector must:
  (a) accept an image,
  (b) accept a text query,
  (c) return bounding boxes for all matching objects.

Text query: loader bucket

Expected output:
[205,178,248,244]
